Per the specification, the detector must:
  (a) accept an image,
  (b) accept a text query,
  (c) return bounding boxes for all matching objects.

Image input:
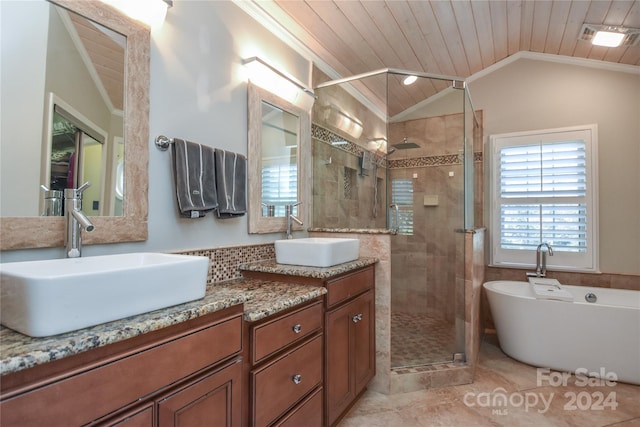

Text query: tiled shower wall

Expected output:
[312,125,387,230]
[388,112,484,321]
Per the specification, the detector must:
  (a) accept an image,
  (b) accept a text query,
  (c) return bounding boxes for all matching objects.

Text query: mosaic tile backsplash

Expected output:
[177,243,275,284]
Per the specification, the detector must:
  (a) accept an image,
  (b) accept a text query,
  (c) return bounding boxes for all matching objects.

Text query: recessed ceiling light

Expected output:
[403,75,417,85]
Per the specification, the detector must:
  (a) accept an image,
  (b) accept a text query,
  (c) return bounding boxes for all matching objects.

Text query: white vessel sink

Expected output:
[275,238,359,267]
[0,253,209,337]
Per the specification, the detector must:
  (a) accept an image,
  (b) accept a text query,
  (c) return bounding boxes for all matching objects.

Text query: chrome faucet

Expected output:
[64,181,95,258]
[527,242,554,278]
[285,202,303,239]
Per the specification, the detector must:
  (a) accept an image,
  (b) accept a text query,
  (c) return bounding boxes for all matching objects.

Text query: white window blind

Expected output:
[391,179,413,235]
[489,125,598,272]
[262,162,297,217]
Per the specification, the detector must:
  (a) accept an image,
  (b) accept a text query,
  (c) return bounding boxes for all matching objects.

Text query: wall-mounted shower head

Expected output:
[393,137,420,149]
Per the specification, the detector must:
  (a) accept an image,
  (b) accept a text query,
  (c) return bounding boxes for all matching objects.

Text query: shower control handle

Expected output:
[352,313,363,323]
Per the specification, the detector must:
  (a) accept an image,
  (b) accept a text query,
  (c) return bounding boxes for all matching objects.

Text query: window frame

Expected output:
[488,124,599,273]
[391,178,414,235]
[261,158,298,217]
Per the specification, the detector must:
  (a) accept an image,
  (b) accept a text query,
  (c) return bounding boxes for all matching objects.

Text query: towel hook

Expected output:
[155,135,174,151]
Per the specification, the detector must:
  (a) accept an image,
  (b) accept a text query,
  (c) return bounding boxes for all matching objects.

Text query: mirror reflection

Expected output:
[247,82,309,234]
[260,101,299,218]
[1,1,125,217]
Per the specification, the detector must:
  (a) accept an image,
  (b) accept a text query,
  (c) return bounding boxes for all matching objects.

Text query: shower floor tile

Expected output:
[391,311,456,368]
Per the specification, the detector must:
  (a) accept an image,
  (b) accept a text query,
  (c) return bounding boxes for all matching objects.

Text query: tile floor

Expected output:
[391,311,455,368]
[339,334,640,426]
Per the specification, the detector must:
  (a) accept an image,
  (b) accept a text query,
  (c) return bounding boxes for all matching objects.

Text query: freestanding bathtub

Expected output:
[484,280,640,385]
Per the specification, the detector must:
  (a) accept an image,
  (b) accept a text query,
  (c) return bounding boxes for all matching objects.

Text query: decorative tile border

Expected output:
[312,123,386,167]
[388,151,483,169]
[313,123,482,170]
[176,243,275,284]
[312,123,362,156]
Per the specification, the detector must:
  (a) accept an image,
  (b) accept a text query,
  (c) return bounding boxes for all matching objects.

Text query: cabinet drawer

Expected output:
[274,387,323,427]
[326,267,374,308]
[252,335,323,427]
[1,314,242,426]
[252,301,323,364]
[99,403,154,427]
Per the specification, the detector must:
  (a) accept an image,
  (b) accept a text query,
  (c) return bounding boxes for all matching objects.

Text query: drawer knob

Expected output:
[352,313,363,323]
[292,374,302,385]
[292,324,302,334]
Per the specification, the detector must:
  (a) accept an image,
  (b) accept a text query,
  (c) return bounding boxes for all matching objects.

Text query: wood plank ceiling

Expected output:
[69,10,125,111]
[258,0,640,117]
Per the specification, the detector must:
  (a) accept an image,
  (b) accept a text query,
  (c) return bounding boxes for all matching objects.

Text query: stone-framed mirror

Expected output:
[0,0,149,250]
[247,82,310,234]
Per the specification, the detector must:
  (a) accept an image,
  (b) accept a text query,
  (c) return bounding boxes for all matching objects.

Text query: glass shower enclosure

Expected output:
[311,69,480,369]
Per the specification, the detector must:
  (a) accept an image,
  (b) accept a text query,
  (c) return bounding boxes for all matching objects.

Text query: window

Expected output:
[261,161,297,217]
[391,178,414,235]
[489,125,598,272]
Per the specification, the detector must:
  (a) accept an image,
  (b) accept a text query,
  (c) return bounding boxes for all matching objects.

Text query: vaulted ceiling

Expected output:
[67,9,125,111]
[251,0,640,117]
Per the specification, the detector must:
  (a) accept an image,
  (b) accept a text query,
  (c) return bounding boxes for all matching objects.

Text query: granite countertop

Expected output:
[240,257,378,279]
[0,279,326,376]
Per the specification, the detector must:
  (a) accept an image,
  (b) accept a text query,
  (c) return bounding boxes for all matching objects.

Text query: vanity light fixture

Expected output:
[579,24,640,48]
[369,138,388,152]
[243,57,315,110]
[100,0,172,27]
[323,104,363,140]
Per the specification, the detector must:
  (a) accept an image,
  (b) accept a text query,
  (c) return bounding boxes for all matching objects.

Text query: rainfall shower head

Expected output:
[392,137,420,149]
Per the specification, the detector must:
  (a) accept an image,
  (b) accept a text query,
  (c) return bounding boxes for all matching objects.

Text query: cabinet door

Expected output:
[326,290,376,426]
[157,358,242,427]
[325,300,355,426]
[352,290,375,395]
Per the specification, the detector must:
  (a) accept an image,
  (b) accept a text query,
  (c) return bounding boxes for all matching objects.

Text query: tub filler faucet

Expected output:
[526,242,553,278]
[65,181,95,258]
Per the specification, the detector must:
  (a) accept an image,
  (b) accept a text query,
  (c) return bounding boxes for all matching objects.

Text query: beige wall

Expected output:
[468,57,640,275]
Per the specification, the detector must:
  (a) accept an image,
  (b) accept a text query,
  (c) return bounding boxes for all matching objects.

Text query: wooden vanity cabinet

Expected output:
[247,299,324,427]
[242,264,376,427]
[0,305,244,427]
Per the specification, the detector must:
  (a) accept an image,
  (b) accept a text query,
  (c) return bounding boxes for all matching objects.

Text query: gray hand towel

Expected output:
[214,149,247,219]
[172,139,218,218]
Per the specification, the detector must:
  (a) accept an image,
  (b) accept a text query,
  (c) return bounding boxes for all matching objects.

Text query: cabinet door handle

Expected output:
[292,324,302,334]
[352,313,363,323]
[292,374,302,385]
